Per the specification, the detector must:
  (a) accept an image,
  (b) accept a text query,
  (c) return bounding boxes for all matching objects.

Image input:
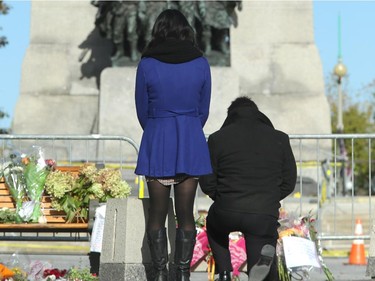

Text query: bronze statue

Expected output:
[92,0,145,66]
[90,0,243,67]
[91,1,111,38]
[140,1,170,45]
[176,0,206,32]
[201,1,242,55]
[110,1,142,64]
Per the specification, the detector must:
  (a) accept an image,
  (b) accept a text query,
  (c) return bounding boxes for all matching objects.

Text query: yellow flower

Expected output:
[279,229,294,238]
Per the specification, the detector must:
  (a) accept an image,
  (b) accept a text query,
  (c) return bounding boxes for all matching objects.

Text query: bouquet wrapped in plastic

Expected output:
[1,153,26,223]
[0,263,15,279]
[191,228,210,268]
[22,146,55,222]
[277,210,334,281]
[228,234,247,279]
[1,147,55,223]
[191,215,247,281]
[191,214,210,268]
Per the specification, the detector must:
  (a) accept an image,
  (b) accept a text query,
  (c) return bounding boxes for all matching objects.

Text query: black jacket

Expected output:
[199,107,297,218]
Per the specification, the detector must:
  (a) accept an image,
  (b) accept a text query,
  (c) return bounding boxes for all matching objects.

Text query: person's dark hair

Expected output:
[148,9,196,47]
[227,96,258,114]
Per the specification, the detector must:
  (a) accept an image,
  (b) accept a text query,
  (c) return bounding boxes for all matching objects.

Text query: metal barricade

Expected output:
[196,133,375,248]
[285,134,375,250]
[0,134,142,241]
[0,134,142,186]
[1,133,375,247]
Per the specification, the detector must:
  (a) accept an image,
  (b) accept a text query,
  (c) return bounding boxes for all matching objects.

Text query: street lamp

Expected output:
[332,12,349,196]
[333,59,347,196]
[333,59,347,133]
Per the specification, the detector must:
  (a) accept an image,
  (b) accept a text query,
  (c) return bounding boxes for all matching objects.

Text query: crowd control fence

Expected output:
[283,134,375,250]
[1,134,375,249]
[0,134,141,241]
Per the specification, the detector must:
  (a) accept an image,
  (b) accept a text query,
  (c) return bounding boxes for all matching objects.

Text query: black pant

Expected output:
[206,204,279,281]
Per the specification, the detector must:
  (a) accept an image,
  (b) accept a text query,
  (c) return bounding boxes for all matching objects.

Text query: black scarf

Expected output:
[142,38,203,64]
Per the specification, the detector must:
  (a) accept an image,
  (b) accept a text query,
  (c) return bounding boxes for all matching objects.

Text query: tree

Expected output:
[0,0,10,134]
[0,109,9,134]
[0,0,10,47]
[326,74,375,194]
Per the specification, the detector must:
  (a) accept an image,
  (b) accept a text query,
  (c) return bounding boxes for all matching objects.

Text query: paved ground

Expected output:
[0,253,373,280]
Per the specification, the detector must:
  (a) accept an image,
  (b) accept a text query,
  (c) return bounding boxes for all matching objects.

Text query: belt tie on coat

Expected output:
[148,108,199,118]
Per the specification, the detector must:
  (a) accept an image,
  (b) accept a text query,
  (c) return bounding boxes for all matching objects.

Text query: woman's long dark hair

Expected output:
[146,9,196,48]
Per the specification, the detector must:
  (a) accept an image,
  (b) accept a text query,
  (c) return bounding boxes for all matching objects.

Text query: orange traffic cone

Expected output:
[349,218,367,265]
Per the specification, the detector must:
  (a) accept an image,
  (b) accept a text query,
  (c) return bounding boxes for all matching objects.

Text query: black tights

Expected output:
[147,177,198,232]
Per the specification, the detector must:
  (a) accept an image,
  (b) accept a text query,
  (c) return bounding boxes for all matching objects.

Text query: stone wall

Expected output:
[13,1,110,135]
[231,1,330,135]
[13,0,331,161]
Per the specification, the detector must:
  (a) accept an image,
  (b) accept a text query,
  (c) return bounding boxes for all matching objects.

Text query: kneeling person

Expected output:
[199,97,297,281]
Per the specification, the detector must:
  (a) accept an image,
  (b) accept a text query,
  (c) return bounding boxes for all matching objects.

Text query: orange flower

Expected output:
[0,263,15,279]
[22,157,30,165]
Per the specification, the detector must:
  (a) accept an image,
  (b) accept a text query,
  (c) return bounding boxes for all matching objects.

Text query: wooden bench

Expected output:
[0,166,97,241]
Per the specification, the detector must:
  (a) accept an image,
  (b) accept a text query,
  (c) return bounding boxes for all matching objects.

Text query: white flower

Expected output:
[38,215,47,224]
[19,201,35,221]
[42,275,56,280]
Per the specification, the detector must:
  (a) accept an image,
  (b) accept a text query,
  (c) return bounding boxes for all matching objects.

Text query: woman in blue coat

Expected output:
[134,9,212,281]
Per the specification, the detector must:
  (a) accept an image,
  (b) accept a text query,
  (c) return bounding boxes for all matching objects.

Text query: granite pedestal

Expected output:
[99,197,176,281]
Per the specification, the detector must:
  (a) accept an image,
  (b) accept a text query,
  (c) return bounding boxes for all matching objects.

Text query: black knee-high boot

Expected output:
[174,228,196,281]
[147,228,169,281]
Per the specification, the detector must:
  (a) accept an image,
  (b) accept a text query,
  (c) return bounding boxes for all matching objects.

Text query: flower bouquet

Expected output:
[191,215,247,281]
[1,259,98,281]
[191,228,210,268]
[191,215,210,269]
[0,147,55,223]
[1,153,26,223]
[45,163,131,223]
[22,146,55,222]
[228,233,247,280]
[0,263,15,280]
[277,210,334,281]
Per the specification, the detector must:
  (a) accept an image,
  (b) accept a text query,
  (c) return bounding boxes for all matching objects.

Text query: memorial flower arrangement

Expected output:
[191,211,334,281]
[44,163,131,222]
[22,150,56,222]
[277,210,334,281]
[0,263,15,280]
[0,153,26,223]
[1,146,131,224]
[0,260,98,281]
[191,215,247,281]
[0,147,55,223]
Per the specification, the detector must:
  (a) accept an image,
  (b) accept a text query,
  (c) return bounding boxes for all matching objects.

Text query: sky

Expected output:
[0,1,375,129]
[313,1,375,101]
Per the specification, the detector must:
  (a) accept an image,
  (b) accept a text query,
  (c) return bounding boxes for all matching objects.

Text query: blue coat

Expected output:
[135,57,213,177]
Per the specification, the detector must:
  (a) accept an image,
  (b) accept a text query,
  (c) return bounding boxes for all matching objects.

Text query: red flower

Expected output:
[45,159,57,170]
[43,268,67,278]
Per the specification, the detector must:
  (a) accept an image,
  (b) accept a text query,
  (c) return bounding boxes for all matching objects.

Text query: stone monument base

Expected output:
[99,197,176,281]
[366,219,375,277]
[99,263,152,281]
[366,258,375,278]
[98,66,240,162]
